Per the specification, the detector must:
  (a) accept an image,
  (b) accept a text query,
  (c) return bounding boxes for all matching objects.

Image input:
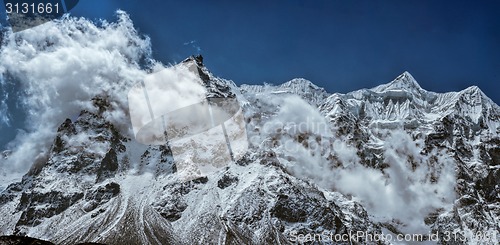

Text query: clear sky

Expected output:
[58,0,499,102]
[0,0,499,148]
[2,0,499,99]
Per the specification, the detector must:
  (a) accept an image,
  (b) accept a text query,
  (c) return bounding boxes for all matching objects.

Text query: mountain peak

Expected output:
[462,85,481,94]
[458,85,493,102]
[281,78,320,89]
[371,71,425,94]
[457,85,500,110]
[182,54,204,67]
[388,71,422,90]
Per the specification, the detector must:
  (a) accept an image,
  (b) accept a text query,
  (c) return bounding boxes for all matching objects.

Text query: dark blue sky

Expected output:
[57,0,499,103]
[2,0,499,101]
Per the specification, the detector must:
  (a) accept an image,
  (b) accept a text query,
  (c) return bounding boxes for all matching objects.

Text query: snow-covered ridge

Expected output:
[0,66,498,244]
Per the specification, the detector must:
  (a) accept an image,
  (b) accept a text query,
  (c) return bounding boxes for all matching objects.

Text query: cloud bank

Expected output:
[250,93,456,234]
[0,11,152,173]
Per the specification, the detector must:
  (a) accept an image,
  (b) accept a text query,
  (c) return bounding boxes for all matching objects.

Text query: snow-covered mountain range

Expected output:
[0,56,499,244]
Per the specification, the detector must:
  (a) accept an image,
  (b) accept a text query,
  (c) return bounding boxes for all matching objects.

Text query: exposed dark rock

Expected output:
[235,152,253,166]
[91,97,112,115]
[259,151,280,167]
[271,194,308,223]
[57,118,77,134]
[16,191,84,227]
[153,176,209,222]
[488,147,500,165]
[96,149,118,182]
[0,182,23,206]
[84,182,120,212]
[52,118,77,153]
[0,235,109,245]
[0,235,54,245]
[477,169,500,202]
[158,203,188,222]
[191,176,208,184]
[217,174,238,189]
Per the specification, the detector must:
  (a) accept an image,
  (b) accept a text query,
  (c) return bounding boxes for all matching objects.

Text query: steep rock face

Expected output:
[0,98,130,238]
[0,59,498,245]
[239,71,499,243]
[314,72,500,244]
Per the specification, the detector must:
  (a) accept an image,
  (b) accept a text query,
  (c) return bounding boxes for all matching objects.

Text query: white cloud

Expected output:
[0,11,152,173]
[183,40,201,53]
[332,131,456,233]
[0,97,10,128]
[0,80,11,128]
[253,93,457,234]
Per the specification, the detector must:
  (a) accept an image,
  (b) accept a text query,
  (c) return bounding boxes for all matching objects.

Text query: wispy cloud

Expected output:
[0,86,10,128]
[0,101,10,128]
[183,40,202,53]
[0,11,152,172]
